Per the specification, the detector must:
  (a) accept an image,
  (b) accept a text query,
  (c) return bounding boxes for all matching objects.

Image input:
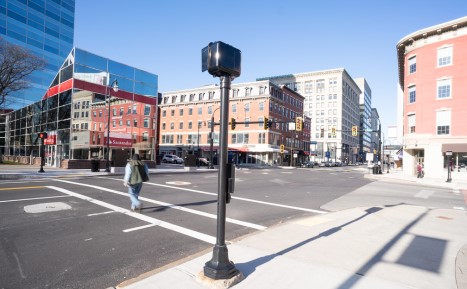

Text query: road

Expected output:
[0,167,464,289]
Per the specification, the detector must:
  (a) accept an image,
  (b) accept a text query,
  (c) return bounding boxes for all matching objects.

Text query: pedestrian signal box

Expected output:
[352,126,358,136]
[39,132,48,139]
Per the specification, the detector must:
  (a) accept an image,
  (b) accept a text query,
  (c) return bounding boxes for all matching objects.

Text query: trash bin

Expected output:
[372,166,378,174]
[91,159,100,172]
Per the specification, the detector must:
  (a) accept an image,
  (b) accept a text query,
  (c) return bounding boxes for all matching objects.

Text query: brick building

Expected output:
[159,80,311,166]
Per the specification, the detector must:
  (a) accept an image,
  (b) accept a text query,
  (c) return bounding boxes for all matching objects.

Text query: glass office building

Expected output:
[0,0,75,107]
[3,48,158,169]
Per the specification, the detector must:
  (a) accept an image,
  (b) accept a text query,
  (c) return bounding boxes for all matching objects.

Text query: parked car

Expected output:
[198,157,211,166]
[162,154,183,164]
[301,161,314,168]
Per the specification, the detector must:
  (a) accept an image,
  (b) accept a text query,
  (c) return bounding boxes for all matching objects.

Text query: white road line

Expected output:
[56,179,267,230]
[0,195,70,203]
[414,190,434,199]
[453,207,465,210]
[54,179,266,230]
[140,180,327,214]
[123,224,157,233]
[47,186,216,244]
[88,211,116,216]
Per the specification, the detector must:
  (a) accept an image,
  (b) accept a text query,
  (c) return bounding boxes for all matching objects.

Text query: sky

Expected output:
[74,0,467,135]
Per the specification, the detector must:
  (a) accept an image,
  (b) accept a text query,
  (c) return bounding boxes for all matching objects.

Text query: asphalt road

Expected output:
[0,167,463,289]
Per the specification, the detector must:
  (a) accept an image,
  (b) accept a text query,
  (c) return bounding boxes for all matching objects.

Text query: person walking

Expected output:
[123,154,149,212]
[416,162,424,178]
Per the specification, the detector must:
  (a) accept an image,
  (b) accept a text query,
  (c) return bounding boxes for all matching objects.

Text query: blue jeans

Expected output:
[128,183,143,209]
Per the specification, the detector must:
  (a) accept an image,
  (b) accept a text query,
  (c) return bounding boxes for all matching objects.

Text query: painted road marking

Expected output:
[47,186,216,244]
[0,186,45,191]
[140,180,327,214]
[54,179,267,230]
[414,189,434,199]
[0,195,70,203]
[123,224,157,233]
[87,211,116,217]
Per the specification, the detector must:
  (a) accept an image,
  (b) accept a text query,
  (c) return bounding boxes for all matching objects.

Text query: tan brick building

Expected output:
[159,80,311,166]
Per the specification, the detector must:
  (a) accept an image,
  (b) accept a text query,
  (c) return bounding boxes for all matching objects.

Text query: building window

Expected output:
[120,108,124,116]
[245,117,250,128]
[177,135,183,144]
[408,85,416,103]
[144,105,150,116]
[436,110,450,135]
[437,45,452,67]
[179,122,183,129]
[170,122,174,130]
[244,103,250,113]
[408,114,415,133]
[188,108,193,115]
[437,78,451,99]
[232,103,237,113]
[143,118,149,128]
[258,132,265,144]
[179,108,184,116]
[132,105,137,114]
[408,56,416,74]
[162,110,166,117]
[188,121,192,129]
[171,109,175,116]
[259,102,264,111]
[142,132,148,141]
[208,106,212,114]
[134,119,138,127]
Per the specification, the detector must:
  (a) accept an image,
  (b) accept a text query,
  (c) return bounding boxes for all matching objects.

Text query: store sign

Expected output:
[104,137,132,147]
[44,134,56,145]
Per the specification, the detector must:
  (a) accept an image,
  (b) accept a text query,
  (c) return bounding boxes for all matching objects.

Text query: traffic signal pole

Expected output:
[204,75,239,279]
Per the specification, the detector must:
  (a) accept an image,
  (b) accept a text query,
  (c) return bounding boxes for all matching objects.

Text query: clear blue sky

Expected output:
[74,0,467,133]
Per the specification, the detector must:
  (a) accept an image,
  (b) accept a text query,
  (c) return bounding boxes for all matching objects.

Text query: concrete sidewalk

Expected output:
[0,163,214,180]
[117,204,467,289]
[364,167,467,190]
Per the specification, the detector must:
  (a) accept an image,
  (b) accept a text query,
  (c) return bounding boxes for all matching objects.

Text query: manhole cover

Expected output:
[24,202,72,213]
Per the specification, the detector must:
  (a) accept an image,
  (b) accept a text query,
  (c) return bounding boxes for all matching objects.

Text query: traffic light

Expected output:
[352,126,358,136]
[280,144,284,154]
[267,119,273,129]
[295,117,303,131]
[230,118,236,130]
[320,128,324,138]
[263,116,269,130]
[38,132,48,139]
[331,127,336,136]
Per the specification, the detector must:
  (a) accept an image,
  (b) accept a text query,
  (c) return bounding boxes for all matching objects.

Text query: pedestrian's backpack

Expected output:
[137,164,149,182]
[129,161,149,184]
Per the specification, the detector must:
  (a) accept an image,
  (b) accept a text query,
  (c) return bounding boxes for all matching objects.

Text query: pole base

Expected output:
[38,168,45,173]
[204,245,239,280]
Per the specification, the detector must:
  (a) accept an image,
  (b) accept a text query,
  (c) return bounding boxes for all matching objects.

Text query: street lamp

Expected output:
[105,79,119,173]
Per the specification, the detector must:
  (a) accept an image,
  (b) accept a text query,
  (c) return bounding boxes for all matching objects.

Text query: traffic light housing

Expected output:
[230,118,236,130]
[38,132,48,139]
[280,144,284,154]
[295,117,303,132]
[331,127,336,136]
[263,116,269,130]
[267,119,273,129]
[352,126,358,136]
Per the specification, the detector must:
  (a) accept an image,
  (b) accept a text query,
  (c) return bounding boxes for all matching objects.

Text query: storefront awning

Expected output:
[442,143,467,152]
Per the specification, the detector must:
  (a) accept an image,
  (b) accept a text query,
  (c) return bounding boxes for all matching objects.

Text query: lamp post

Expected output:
[105,79,119,173]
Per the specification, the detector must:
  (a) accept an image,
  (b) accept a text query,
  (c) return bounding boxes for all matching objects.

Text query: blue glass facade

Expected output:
[4,47,158,168]
[0,0,75,107]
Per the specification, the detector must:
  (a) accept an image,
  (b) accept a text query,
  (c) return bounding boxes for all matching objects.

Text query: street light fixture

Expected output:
[105,79,119,173]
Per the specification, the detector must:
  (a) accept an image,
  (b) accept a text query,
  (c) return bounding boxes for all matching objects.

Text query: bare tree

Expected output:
[0,37,46,107]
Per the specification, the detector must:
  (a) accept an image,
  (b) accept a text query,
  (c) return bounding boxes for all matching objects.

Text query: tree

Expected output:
[0,37,46,107]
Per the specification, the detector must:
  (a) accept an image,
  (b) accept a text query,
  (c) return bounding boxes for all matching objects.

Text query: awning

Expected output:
[442,143,467,152]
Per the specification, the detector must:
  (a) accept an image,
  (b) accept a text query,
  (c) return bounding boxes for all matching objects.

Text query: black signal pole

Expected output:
[204,75,239,279]
[38,137,45,173]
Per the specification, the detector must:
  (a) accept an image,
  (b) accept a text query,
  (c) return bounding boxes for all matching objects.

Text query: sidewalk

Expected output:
[0,163,214,180]
[116,204,467,289]
[364,167,467,190]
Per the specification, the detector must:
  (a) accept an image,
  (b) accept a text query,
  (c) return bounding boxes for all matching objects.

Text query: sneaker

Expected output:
[136,202,143,212]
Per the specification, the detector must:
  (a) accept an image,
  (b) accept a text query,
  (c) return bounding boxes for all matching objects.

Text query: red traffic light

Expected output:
[39,132,48,139]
